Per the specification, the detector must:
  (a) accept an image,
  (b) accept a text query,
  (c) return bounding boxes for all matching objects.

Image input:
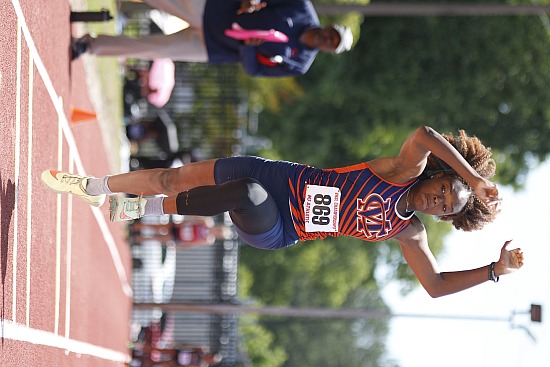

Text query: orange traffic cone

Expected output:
[70,107,97,124]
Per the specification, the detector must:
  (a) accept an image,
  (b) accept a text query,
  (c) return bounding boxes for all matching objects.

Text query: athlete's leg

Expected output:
[88,29,208,62]
[106,159,217,197]
[168,178,279,235]
[108,169,290,247]
[144,0,206,29]
[78,0,207,61]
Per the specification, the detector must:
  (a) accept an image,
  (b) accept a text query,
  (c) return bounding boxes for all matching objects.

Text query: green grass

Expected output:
[79,0,124,172]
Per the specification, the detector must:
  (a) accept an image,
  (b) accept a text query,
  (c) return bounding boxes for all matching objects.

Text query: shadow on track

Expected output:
[0,171,16,346]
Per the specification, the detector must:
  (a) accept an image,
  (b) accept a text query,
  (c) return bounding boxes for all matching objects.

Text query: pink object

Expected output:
[147,58,176,108]
[224,22,288,43]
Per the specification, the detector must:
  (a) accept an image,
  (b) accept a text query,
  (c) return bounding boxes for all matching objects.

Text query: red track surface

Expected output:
[1,1,132,366]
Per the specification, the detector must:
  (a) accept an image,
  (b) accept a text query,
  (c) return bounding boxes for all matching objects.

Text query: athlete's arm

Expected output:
[395,218,523,298]
[369,126,499,205]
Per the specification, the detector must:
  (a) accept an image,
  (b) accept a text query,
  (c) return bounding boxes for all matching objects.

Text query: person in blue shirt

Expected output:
[71,0,353,77]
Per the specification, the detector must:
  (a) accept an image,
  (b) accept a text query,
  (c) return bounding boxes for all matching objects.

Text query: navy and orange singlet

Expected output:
[288,162,417,242]
[214,157,418,249]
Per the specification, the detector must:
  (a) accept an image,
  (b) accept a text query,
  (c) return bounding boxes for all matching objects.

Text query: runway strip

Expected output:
[4,320,130,364]
[8,0,132,364]
[10,0,132,297]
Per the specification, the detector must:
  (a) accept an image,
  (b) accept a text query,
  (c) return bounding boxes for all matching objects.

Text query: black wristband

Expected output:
[489,262,500,283]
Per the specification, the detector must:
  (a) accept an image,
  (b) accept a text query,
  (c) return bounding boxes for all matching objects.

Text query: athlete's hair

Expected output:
[423,129,499,232]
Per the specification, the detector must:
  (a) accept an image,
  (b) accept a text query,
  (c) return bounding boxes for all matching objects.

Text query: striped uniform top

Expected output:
[288,163,417,242]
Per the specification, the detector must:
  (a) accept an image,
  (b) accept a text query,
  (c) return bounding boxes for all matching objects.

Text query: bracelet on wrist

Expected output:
[488,262,500,283]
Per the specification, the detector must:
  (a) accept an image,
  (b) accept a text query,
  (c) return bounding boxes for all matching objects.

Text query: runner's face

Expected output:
[409,177,471,216]
[316,27,341,53]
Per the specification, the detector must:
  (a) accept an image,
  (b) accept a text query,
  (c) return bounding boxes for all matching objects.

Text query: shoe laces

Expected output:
[61,174,89,194]
[125,194,143,214]
[60,174,82,185]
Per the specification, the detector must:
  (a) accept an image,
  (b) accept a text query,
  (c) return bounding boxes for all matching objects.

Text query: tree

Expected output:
[255,10,550,187]
[239,314,288,367]
[240,242,401,367]
[314,2,550,16]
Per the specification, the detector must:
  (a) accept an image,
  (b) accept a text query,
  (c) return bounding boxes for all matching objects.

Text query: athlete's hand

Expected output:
[472,177,501,210]
[237,0,267,15]
[495,240,524,276]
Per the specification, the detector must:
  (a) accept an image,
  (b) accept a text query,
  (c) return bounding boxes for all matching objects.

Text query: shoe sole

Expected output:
[109,196,118,221]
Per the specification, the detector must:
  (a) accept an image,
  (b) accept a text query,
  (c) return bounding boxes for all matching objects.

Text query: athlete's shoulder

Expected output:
[330,162,369,173]
[392,215,424,242]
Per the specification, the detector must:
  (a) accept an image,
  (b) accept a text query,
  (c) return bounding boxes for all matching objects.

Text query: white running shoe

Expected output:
[109,195,147,222]
[41,170,106,207]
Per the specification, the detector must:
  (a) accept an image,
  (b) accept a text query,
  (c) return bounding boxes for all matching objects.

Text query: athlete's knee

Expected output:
[172,177,271,216]
[156,167,184,194]
[228,178,279,234]
[231,178,270,210]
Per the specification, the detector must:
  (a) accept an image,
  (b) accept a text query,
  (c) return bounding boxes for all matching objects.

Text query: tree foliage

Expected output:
[240,243,402,367]
[255,10,550,187]
[239,314,288,367]
[238,2,550,365]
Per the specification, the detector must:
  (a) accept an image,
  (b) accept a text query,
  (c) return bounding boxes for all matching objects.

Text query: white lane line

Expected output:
[10,0,132,297]
[65,154,74,339]
[55,206,61,334]
[4,320,130,364]
[55,98,63,336]
[26,50,34,327]
[13,18,22,323]
[90,205,134,297]
[12,0,86,175]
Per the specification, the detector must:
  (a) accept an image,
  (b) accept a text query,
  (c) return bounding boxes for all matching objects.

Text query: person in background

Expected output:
[130,215,234,248]
[71,0,353,77]
[132,342,222,367]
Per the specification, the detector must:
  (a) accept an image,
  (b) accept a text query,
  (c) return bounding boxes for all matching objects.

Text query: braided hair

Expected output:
[423,130,498,232]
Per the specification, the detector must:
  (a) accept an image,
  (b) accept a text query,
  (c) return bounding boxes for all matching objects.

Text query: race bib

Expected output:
[303,185,340,232]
